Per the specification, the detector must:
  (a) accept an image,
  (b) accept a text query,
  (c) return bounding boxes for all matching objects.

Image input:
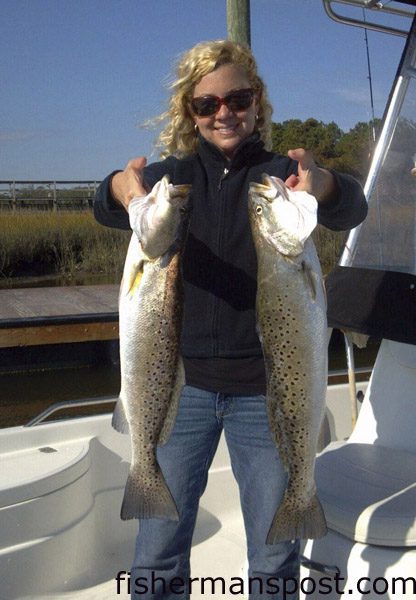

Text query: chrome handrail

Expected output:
[24,365,372,428]
[323,0,415,37]
[25,396,117,427]
[327,365,373,378]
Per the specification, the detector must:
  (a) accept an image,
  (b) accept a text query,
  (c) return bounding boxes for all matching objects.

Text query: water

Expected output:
[0,272,118,290]
[0,275,122,427]
[0,363,120,428]
[0,332,380,429]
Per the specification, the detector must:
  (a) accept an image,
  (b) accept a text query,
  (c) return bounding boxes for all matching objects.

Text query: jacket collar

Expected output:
[197,132,264,170]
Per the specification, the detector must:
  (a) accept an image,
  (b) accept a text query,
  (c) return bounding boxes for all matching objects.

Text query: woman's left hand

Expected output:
[285,148,337,204]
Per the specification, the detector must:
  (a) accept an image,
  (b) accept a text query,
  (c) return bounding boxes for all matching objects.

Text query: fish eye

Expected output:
[255,205,262,215]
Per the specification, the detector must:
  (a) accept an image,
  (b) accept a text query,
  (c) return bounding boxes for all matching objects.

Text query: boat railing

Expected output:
[23,367,371,427]
[24,396,116,427]
[323,0,415,37]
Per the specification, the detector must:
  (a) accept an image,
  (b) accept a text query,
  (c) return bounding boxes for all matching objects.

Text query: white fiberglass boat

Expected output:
[0,380,365,600]
[1,2,416,599]
[301,3,416,598]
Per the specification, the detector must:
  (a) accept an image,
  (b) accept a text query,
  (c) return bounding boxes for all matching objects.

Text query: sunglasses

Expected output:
[190,88,255,117]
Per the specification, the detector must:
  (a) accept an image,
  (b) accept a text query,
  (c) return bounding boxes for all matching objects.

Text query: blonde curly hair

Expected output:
[153,40,273,158]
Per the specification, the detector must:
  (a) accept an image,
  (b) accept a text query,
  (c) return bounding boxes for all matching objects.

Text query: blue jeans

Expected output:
[130,385,300,599]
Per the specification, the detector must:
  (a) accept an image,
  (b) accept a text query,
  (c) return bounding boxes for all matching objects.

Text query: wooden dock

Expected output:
[0,285,119,348]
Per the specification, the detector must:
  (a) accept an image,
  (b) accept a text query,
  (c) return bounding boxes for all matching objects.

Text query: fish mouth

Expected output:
[160,175,192,199]
[169,183,192,215]
[249,183,274,204]
[165,180,192,211]
[249,175,290,203]
[171,183,192,195]
[255,173,289,202]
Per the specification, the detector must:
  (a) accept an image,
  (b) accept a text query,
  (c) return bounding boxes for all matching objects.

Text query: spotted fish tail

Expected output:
[111,398,129,434]
[266,492,327,544]
[120,467,179,521]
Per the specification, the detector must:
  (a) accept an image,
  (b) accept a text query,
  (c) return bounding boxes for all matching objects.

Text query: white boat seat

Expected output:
[348,340,416,452]
[316,441,416,547]
[314,339,416,548]
[0,439,90,508]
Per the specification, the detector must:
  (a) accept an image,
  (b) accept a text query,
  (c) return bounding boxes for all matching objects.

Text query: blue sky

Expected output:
[0,0,411,180]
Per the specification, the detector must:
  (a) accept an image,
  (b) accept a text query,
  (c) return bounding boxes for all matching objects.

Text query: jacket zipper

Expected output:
[218,167,229,191]
[212,168,229,353]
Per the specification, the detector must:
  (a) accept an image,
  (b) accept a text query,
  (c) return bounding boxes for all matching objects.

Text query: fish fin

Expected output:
[256,327,263,345]
[301,260,317,301]
[158,243,181,269]
[266,492,327,544]
[321,276,327,308]
[128,269,143,295]
[111,398,129,434]
[120,467,179,521]
[158,356,185,446]
[119,234,145,298]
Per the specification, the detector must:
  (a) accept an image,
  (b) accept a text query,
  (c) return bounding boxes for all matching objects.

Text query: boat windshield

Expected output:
[352,79,416,274]
[326,14,416,345]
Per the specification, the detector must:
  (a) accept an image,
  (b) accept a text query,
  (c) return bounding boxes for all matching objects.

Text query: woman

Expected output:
[94,40,367,600]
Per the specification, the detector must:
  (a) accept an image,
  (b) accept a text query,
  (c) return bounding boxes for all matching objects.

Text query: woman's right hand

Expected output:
[110,156,149,210]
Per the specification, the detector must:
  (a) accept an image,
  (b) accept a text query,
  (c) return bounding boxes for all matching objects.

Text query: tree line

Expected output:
[271,118,381,183]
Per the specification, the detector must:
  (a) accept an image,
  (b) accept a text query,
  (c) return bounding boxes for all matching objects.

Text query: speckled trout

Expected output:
[114,176,191,521]
[248,175,328,544]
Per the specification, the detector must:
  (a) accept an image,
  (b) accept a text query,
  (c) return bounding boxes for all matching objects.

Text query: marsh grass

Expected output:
[0,211,344,287]
[0,211,130,282]
[312,225,347,275]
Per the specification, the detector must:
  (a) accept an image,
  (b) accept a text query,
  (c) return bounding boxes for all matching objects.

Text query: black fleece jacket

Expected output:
[94,134,367,394]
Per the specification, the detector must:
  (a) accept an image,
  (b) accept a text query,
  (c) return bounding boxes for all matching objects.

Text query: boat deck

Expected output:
[0,285,119,348]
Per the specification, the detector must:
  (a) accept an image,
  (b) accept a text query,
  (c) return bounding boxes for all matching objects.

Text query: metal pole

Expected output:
[362,9,376,143]
[344,332,358,428]
[339,14,416,267]
[227,0,251,46]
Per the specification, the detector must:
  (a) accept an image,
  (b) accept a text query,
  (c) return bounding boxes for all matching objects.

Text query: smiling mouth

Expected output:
[216,125,239,135]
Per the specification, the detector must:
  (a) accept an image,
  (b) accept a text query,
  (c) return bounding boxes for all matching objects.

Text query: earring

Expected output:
[194,124,198,132]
